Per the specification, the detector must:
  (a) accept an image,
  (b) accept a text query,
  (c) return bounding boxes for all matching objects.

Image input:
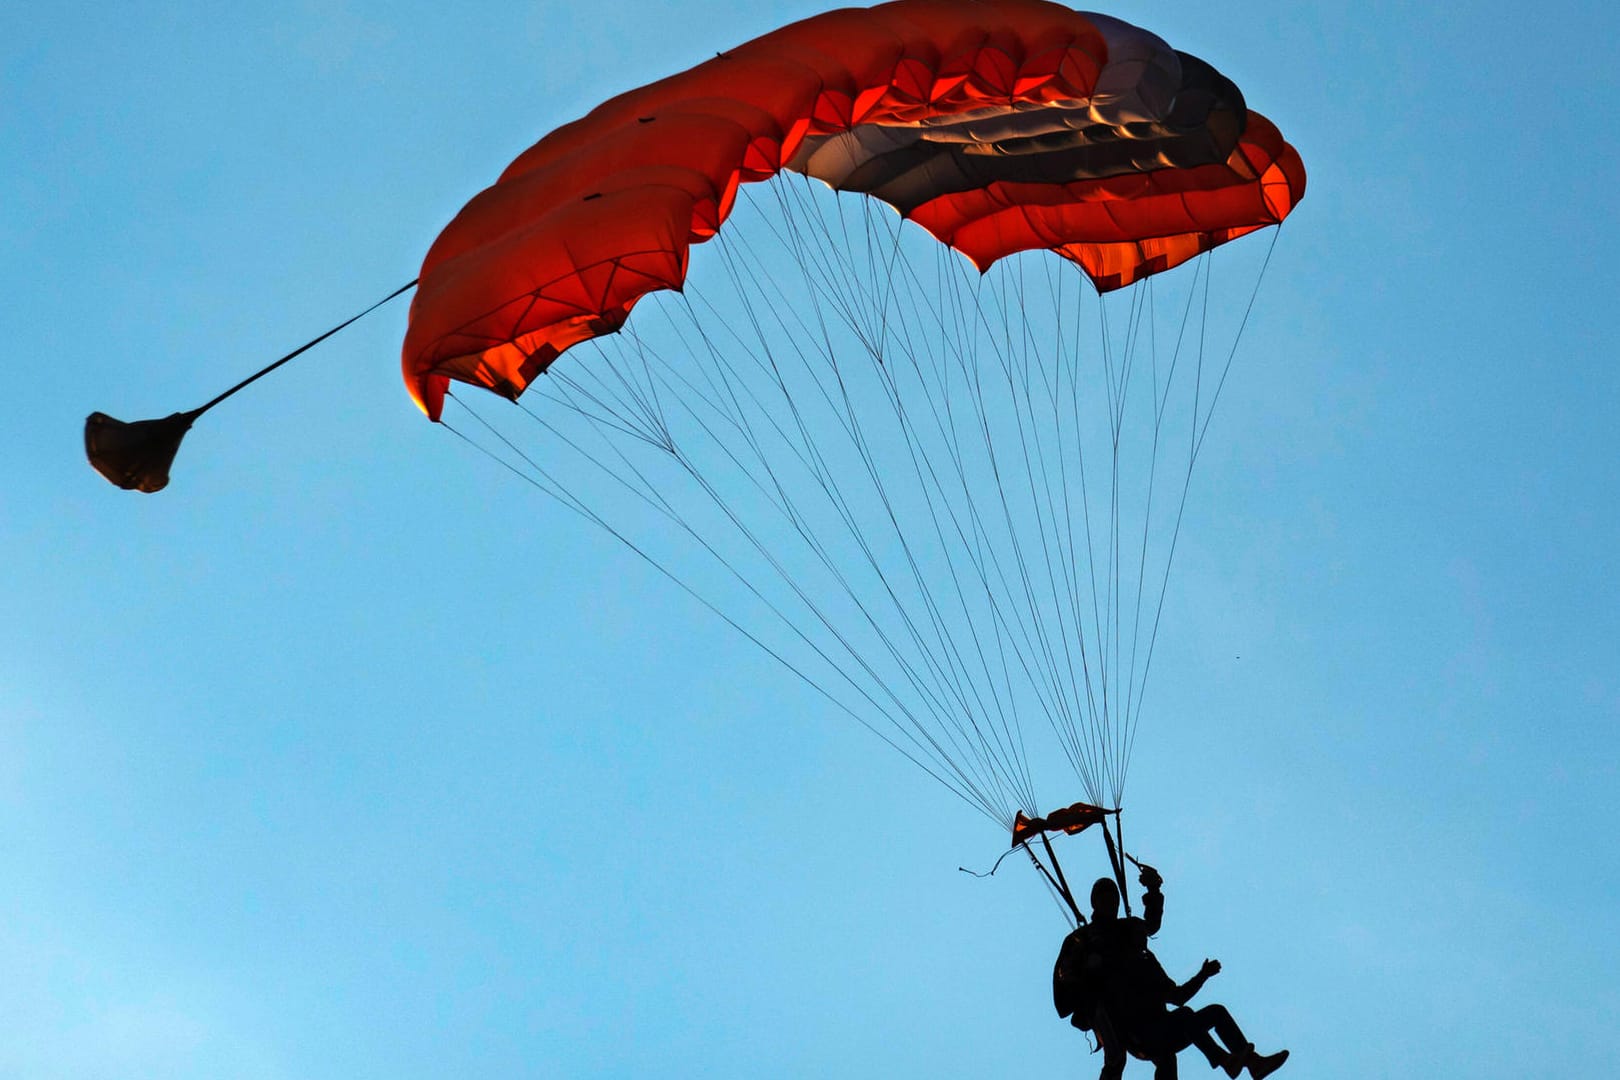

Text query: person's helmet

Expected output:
[1090,876,1120,918]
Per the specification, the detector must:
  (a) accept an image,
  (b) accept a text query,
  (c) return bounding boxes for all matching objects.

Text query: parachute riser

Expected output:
[1019,840,1082,925]
[1100,813,1132,918]
[1039,830,1083,924]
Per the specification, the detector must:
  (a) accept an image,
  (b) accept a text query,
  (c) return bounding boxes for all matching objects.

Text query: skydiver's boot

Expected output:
[1246,1049,1289,1079]
[1221,1043,1251,1079]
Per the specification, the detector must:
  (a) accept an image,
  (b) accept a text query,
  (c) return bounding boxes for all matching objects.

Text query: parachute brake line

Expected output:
[961,830,1083,923]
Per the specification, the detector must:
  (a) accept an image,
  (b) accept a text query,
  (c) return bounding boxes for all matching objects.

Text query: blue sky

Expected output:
[4,1,1619,1077]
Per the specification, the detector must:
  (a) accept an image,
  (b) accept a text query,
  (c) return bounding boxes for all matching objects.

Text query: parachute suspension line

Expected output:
[874,233,1127,816]
[481,274,999,806]
[1119,265,1203,803]
[941,263,1062,792]
[663,276,1016,822]
[787,249,1030,822]
[854,204,1045,812]
[779,203,996,762]
[737,185,1038,819]
[1003,257,1093,789]
[974,265,1086,786]
[440,388,995,821]
[970,270,1043,741]
[1043,257,1104,798]
[1019,258,1077,777]
[1113,283,1157,803]
[770,175,1139,822]
[931,251,1034,775]
[550,175,1036,819]
[920,235,1029,755]
[920,259,1043,803]
[999,257,1074,794]
[872,211,1001,732]
[437,167,1285,841]
[1194,227,1283,461]
[958,262,1080,806]
[868,207,1050,817]
[1064,269,1111,808]
[848,194,1049,822]
[1113,260,1211,798]
[1082,290,1121,804]
[885,232,1053,810]
[1119,277,1164,806]
[1116,228,1283,788]
[816,188,1052,819]
[1092,290,1117,800]
[1010,258,1105,806]
[1099,286,1126,803]
[1017,259,1089,752]
[1103,278,1160,806]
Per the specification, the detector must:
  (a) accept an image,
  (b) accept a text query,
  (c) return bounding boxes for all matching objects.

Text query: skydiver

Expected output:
[1056,865,1289,1080]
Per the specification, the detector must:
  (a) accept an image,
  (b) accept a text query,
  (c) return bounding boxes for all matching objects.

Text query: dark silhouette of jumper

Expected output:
[1054,867,1288,1079]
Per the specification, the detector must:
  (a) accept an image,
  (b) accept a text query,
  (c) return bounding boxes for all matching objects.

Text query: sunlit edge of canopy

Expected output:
[402,0,1306,420]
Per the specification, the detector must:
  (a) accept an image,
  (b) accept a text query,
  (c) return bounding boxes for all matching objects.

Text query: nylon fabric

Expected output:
[404,0,1305,419]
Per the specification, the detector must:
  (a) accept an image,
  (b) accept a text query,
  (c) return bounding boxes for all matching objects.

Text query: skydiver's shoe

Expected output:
[1222,1044,1252,1079]
[1247,1049,1290,1079]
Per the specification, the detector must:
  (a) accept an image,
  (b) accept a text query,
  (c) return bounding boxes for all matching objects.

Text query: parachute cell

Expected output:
[402,0,1304,419]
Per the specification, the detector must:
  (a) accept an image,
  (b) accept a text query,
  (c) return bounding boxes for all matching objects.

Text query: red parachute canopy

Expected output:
[404,0,1305,420]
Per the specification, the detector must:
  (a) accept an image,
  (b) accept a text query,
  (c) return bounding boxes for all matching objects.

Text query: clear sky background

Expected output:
[4,1,1619,1077]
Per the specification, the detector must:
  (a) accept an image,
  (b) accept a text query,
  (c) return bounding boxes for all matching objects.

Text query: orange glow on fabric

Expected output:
[1011,801,1112,846]
[403,0,1305,420]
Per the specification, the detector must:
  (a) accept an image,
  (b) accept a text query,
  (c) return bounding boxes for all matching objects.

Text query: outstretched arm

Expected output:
[1166,958,1221,1007]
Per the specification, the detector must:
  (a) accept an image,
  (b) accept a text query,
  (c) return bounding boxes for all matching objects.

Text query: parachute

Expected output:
[405,3,1301,418]
[403,0,1304,885]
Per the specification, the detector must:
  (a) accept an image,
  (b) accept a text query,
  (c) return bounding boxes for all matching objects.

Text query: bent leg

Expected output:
[1181,1003,1246,1058]
[1153,1005,1237,1071]
[1183,1004,1291,1078]
[1189,1026,1226,1069]
[1200,1004,1246,1055]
